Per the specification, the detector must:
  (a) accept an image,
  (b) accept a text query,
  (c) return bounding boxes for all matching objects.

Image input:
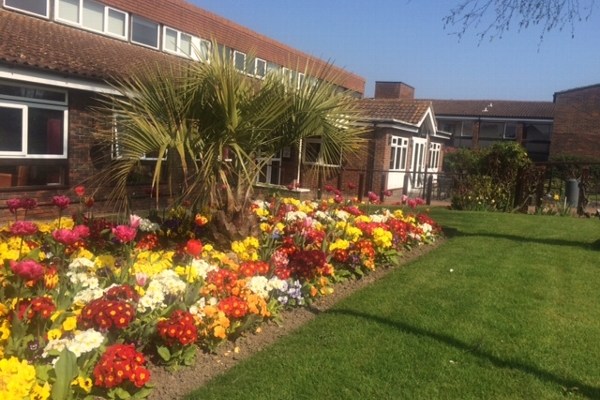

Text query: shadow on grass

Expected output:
[442,226,600,251]
[327,308,600,399]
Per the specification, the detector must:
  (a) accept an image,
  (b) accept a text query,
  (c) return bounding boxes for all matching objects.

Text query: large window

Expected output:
[389,136,408,171]
[55,0,128,39]
[4,0,49,17]
[479,121,518,147]
[131,15,159,48]
[0,82,67,188]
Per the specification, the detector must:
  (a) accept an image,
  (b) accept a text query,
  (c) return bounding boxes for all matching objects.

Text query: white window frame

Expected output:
[256,149,282,185]
[4,0,50,18]
[54,0,128,40]
[255,58,266,78]
[233,50,247,72]
[302,138,341,167]
[162,26,193,58]
[389,136,408,171]
[131,14,159,49]
[428,142,441,170]
[0,100,68,159]
[111,115,166,161]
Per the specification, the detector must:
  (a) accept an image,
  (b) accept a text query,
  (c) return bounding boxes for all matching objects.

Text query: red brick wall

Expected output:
[551,86,600,159]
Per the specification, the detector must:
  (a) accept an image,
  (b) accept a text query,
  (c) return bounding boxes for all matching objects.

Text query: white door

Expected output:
[410,138,426,189]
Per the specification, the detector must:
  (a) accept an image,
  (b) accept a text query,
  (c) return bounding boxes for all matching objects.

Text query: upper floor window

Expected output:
[4,0,49,18]
[233,51,246,72]
[163,27,192,57]
[131,15,159,49]
[255,58,266,78]
[55,0,127,39]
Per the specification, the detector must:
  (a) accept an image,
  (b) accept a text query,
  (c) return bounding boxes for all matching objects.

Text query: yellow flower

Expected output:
[95,254,116,269]
[329,239,350,252]
[72,248,94,261]
[31,382,51,400]
[0,319,10,341]
[259,223,271,232]
[553,193,560,201]
[62,316,78,332]
[0,357,38,399]
[72,376,92,393]
[0,303,8,317]
[47,329,62,341]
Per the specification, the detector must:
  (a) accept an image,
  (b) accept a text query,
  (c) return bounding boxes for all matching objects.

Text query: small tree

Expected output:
[91,44,366,244]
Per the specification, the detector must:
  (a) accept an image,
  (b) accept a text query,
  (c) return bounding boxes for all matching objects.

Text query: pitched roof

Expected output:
[358,98,433,125]
[0,8,178,84]
[427,99,554,119]
[0,1,365,93]
[553,83,600,98]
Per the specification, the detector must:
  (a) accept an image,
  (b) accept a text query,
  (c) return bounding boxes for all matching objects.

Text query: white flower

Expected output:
[73,287,104,305]
[189,258,218,280]
[246,276,270,298]
[43,329,104,358]
[284,211,307,222]
[68,257,95,271]
[267,277,289,292]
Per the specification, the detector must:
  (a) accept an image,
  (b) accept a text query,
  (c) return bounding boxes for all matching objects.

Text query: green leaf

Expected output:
[51,348,78,400]
[113,387,132,399]
[131,387,153,399]
[156,345,171,361]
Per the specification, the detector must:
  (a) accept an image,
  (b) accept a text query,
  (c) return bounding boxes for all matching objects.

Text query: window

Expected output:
[111,116,165,161]
[163,27,192,57]
[55,0,127,39]
[480,121,518,142]
[131,15,159,48]
[428,143,441,170]
[195,39,211,62]
[233,51,246,72]
[389,136,408,171]
[4,0,49,17]
[303,138,341,166]
[255,58,266,78]
[0,82,67,188]
[266,61,280,74]
[256,150,282,185]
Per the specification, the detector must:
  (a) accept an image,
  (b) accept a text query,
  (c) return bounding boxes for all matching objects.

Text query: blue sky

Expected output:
[191,0,600,101]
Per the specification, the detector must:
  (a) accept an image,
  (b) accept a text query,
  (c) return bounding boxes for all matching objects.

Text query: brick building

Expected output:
[430,99,555,162]
[551,84,600,160]
[0,0,364,217]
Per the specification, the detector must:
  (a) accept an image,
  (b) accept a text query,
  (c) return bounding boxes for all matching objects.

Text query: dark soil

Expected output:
[148,242,442,400]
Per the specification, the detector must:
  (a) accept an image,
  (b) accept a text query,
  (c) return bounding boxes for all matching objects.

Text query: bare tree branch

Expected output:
[444,0,596,42]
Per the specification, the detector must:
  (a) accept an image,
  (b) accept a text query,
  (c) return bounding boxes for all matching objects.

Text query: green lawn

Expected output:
[186,210,600,400]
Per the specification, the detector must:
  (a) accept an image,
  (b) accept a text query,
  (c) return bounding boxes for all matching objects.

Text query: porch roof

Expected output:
[358,98,433,126]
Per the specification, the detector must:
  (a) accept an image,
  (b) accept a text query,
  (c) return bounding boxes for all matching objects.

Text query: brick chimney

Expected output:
[374,81,415,99]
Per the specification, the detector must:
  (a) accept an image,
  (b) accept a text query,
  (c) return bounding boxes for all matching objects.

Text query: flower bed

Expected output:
[0,189,441,399]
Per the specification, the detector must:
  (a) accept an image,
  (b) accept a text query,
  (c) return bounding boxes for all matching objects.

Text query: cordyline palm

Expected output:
[93,45,366,244]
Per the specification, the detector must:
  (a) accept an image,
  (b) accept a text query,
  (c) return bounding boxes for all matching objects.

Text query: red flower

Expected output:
[52,195,71,210]
[78,298,136,331]
[184,239,203,258]
[93,344,150,389]
[367,191,379,204]
[10,259,45,281]
[218,296,249,319]
[157,310,198,346]
[206,269,238,295]
[14,296,56,320]
[347,182,357,190]
[74,185,86,197]
[238,260,270,277]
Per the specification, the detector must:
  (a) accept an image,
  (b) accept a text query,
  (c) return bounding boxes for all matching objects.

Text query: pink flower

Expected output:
[129,215,142,229]
[347,182,357,190]
[73,225,90,239]
[334,194,343,203]
[20,198,37,210]
[52,228,79,245]
[112,225,137,244]
[10,221,38,236]
[407,199,417,208]
[367,191,379,203]
[135,273,148,287]
[270,249,289,269]
[383,189,393,197]
[10,259,45,281]
[6,198,22,214]
[52,195,71,210]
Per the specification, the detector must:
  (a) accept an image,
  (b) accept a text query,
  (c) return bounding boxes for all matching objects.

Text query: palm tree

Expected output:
[92,44,366,244]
